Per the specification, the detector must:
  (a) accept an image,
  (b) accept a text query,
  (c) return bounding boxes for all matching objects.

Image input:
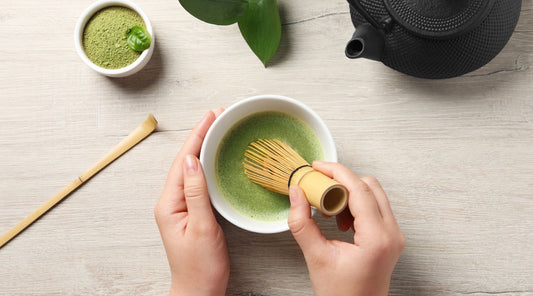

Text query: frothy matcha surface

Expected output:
[216,112,324,221]
[83,6,145,69]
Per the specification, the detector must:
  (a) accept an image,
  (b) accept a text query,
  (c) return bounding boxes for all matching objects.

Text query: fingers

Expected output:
[158,110,219,216]
[335,207,354,232]
[213,107,224,117]
[312,161,382,227]
[288,185,327,257]
[176,110,218,167]
[360,176,396,225]
[183,155,217,229]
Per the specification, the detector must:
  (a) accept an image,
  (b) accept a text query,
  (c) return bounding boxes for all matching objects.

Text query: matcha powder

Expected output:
[83,6,146,69]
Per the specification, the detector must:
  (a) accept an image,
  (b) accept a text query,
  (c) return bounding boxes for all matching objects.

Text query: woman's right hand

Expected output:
[288,161,405,296]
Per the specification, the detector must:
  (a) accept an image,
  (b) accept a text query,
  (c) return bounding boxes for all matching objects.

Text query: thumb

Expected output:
[288,185,328,257]
[183,154,217,228]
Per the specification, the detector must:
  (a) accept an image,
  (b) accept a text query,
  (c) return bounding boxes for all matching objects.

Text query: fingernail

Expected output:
[313,160,325,166]
[185,155,198,175]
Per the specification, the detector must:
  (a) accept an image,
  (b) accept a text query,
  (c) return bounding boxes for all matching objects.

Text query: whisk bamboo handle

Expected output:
[291,166,348,216]
[0,114,158,249]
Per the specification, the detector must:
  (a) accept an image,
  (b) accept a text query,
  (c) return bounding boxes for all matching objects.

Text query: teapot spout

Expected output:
[345,23,384,61]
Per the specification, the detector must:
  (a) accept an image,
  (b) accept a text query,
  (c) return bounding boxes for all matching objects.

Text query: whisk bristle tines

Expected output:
[243,139,309,195]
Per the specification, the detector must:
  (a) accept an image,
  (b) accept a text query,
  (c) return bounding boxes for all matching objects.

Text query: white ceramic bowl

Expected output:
[200,95,338,233]
[74,0,154,77]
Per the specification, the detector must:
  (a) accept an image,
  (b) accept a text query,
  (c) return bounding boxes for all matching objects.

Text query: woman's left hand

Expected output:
[155,109,229,296]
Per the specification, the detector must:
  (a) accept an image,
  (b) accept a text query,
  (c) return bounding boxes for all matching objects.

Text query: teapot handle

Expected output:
[347,0,392,32]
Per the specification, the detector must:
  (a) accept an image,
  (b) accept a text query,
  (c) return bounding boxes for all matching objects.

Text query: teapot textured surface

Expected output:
[346,0,522,79]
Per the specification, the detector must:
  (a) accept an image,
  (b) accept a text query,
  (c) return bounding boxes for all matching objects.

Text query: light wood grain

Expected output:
[0,0,532,295]
[0,114,157,248]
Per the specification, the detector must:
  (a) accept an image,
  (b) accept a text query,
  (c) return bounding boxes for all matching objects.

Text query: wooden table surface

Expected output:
[1,0,532,295]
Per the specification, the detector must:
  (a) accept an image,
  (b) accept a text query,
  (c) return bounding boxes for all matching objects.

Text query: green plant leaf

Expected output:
[238,0,281,66]
[179,0,248,25]
[126,26,151,52]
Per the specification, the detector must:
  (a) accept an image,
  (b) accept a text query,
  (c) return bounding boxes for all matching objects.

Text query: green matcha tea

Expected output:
[83,6,145,69]
[216,112,324,221]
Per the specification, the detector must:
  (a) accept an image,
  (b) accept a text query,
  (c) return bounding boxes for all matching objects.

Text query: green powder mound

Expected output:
[83,6,146,69]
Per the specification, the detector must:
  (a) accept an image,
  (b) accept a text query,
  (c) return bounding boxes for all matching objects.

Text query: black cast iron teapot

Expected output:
[345,0,522,79]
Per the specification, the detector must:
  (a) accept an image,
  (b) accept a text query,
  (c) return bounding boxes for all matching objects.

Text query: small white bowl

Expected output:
[200,95,338,234]
[74,0,154,77]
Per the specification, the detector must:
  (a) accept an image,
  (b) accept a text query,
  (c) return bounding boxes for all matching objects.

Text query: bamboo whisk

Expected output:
[244,139,348,216]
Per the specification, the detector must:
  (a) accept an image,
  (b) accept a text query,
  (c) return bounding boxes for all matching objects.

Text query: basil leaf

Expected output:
[179,0,248,25]
[238,0,281,66]
[127,26,151,52]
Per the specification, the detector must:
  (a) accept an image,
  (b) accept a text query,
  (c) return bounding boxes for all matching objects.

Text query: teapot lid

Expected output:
[383,0,496,38]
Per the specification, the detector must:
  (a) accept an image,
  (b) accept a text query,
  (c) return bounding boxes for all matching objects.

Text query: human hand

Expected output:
[288,161,405,296]
[155,109,229,296]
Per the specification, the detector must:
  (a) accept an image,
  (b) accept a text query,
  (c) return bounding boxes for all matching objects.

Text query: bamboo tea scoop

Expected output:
[244,139,348,216]
[0,114,158,248]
